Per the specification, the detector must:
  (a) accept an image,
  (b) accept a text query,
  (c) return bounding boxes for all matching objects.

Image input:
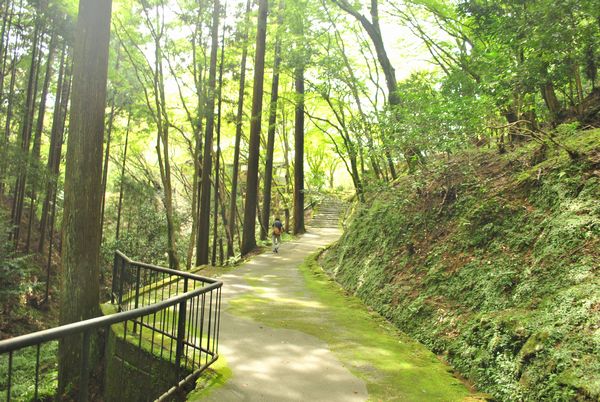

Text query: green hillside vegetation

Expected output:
[322,129,600,401]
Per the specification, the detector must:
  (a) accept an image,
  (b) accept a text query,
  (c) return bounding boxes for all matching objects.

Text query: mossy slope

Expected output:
[322,130,600,401]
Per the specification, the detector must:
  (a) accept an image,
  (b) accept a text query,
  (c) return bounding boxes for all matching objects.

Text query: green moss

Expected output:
[186,356,232,400]
[104,322,185,402]
[228,253,481,401]
[106,300,212,376]
[321,130,600,401]
[518,331,550,362]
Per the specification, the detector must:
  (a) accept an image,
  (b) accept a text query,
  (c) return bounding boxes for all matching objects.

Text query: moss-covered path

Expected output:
[188,228,480,401]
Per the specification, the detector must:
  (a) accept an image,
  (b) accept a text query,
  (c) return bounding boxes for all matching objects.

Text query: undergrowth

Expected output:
[322,129,600,401]
[0,208,54,339]
[0,341,58,400]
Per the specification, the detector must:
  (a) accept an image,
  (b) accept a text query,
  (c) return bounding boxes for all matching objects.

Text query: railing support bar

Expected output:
[175,277,188,369]
[133,265,141,332]
[111,253,119,303]
[7,351,13,402]
[117,258,125,311]
[79,329,91,402]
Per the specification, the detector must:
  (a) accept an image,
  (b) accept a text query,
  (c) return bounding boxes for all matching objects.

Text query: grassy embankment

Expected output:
[322,129,600,401]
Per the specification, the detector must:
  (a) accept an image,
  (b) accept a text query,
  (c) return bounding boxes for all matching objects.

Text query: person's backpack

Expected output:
[273,220,282,235]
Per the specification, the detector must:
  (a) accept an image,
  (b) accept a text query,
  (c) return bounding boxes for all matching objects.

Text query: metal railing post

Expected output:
[111,253,119,304]
[133,265,141,332]
[34,344,40,400]
[175,277,188,369]
[117,258,125,311]
[215,287,222,353]
[7,351,12,402]
[79,329,91,402]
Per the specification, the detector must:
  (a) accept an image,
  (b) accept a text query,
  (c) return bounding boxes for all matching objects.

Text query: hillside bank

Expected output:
[322,130,599,401]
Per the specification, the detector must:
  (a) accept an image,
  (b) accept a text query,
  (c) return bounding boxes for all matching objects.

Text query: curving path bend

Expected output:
[197,228,366,401]
[190,227,477,401]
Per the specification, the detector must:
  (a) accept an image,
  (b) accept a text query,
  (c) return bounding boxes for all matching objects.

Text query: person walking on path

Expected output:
[272,217,284,253]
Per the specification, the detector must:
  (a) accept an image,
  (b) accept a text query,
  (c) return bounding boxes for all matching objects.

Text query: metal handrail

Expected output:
[0,252,223,401]
[114,250,220,284]
[0,281,221,354]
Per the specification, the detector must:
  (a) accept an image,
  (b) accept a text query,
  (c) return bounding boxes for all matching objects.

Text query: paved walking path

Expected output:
[189,227,477,401]
[195,228,367,401]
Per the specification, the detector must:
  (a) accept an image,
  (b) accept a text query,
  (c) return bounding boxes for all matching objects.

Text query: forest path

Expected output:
[188,228,477,401]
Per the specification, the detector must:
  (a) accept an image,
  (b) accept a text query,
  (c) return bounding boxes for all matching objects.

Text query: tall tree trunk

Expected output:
[0,0,14,104]
[212,13,226,266]
[137,2,180,270]
[227,0,251,258]
[100,49,120,240]
[331,0,398,104]
[31,30,57,175]
[241,0,268,255]
[99,101,114,237]
[219,238,224,266]
[157,110,179,270]
[42,46,71,291]
[293,67,305,234]
[347,145,364,201]
[185,8,207,269]
[39,45,71,253]
[291,3,306,234]
[115,112,131,242]
[41,47,70,289]
[260,1,283,241]
[385,150,397,180]
[573,63,584,116]
[44,176,58,302]
[11,21,42,246]
[58,0,112,394]
[0,0,22,197]
[541,81,562,122]
[331,0,402,174]
[280,99,292,233]
[187,143,200,268]
[218,163,233,257]
[187,134,202,269]
[196,0,220,266]
[26,30,57,252]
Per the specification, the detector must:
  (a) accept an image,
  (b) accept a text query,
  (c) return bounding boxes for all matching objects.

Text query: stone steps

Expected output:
[308,196,348,229]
